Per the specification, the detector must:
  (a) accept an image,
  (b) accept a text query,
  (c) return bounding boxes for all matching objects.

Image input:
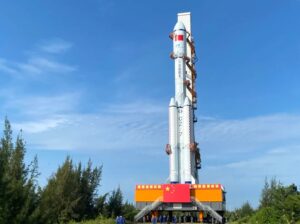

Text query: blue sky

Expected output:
[0,0,299,210]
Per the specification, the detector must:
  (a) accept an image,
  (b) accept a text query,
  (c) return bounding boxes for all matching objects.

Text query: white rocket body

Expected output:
[168,21,197,184]
[173,22,187,106]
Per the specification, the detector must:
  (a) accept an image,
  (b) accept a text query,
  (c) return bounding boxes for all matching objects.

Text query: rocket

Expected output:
[166,21,199,184]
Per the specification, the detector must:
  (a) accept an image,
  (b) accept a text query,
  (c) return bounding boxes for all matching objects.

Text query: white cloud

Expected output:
[39,39,72,54]
[200,143,300,209]
[14,117,68,134]
[0,56,76,77]
[0,58,18,75]
[11,94,300,162]
[198,113,300,154]
[4,89,299,157]
[104,100,166,114]
[18,57,76,75]
[0,39,76,78]
[16,100,167,151]
[224,145,300,177]
[113,66,140,83]
[4,93,81,117]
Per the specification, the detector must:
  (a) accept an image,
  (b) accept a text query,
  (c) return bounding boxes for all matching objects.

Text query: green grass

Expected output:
[68,217,115,224]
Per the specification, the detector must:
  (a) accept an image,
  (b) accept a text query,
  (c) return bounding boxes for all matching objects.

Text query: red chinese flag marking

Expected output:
[163,184,190,203]
[177,35,183,41]
[175,35,184,41]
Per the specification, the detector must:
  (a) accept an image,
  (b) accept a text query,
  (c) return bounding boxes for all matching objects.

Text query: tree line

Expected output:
[0,118,136,224]
[226,178,300,223]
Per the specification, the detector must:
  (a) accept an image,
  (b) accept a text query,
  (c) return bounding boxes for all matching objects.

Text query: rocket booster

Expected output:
[168,21,197,184]
[169,98,178,183]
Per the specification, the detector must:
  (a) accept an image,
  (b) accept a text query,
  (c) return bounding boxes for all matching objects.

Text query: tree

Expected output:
[226,201,254,222]
[0,118,13,223]
[239,201,254,218]
[227,178,300,223]
[74,160,102,219]
[0,118,39,224]
[253,178,300,223]
[250,206,279,224]
[284,194,300,222]
[122,201,137,222]
[95,193,109,216]
[107,187,123,218]
[260,177,282,208]
[36,157,102,223]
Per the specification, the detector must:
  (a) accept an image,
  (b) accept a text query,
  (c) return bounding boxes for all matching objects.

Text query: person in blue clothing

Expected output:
[162,215,167,224]
[158,215,162,224]
[151,215,157,224]
[120,215,125,224]
[116,215,125,224]
[172,215,177,224]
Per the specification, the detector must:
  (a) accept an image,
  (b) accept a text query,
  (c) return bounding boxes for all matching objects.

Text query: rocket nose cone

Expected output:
[173,21,186,31]
[169,98,177,107]
[183,97,190,106]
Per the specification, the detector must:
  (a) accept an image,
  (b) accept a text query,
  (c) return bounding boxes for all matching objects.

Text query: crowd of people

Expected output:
[115,213,201,223]
[142,214,199,223]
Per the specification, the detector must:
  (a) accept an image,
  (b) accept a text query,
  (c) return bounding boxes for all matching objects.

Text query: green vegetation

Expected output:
[68,216,115,224]
[227,178,300,224]
[0,118,137,223]
[0,118,39,224]
[33,157,102,223]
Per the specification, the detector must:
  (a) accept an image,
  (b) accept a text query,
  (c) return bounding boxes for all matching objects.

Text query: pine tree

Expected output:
[75,159,102,220]
[7,133,28,223]
[36,157,102,223]
[0,118,39,224]
[123,201,137,222]
[0,118,14,222]
[107,187,123,218]
[95,193,109,216]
